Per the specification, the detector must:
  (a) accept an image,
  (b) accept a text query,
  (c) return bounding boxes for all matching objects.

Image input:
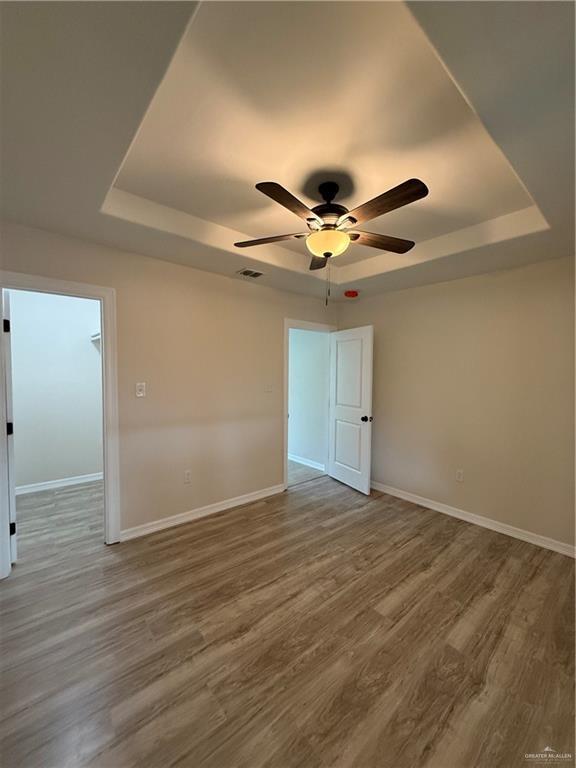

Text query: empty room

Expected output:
[0,3,574,768]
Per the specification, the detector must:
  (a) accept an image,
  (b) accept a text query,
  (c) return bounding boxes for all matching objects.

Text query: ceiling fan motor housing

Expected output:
[311,202,348,223]
[312,181,349,228]
[318,180,339,203]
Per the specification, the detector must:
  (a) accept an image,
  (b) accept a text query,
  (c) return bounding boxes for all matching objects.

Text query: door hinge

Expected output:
[3,319,10,332]
[9,522,16,536]
[6,422,13,436]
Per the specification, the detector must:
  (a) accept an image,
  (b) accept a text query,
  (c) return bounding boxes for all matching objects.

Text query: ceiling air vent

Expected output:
[236,268,263,279]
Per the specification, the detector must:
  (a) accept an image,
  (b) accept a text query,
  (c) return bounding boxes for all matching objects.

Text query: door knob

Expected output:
[361,416,368,422]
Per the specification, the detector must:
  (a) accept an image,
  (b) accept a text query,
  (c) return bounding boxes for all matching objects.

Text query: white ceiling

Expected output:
[1,2,573,300]
[115,1,533,265]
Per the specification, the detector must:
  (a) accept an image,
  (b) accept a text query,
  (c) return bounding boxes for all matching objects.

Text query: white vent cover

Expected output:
[236,268,263,279]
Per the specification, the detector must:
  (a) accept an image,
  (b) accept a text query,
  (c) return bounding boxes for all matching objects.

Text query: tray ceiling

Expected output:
[111,1,542,277]
[1,1,571,299]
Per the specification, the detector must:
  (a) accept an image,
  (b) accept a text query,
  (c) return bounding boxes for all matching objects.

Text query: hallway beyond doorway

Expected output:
[287,458,325,487]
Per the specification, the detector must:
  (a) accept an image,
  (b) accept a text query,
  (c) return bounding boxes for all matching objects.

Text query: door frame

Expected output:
[0,292,10,578]
[0,271,121,575]
[2,291,16,563]
[283,318,336,490]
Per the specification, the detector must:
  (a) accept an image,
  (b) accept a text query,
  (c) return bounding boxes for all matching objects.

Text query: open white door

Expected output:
[0,289,16,577]
[328,325,373,495]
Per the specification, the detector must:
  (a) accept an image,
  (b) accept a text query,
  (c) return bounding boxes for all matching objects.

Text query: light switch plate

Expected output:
[136,382,146,398]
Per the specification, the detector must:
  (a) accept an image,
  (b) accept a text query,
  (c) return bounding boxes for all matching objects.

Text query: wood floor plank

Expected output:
[287,459,326,487]
[0,479,573,768]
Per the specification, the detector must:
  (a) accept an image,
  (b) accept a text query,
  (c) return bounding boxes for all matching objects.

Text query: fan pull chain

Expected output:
[325,258,332,307]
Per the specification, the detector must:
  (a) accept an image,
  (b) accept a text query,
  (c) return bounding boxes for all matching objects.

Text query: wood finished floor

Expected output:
[288,459,326,487]
[1,479,574,768]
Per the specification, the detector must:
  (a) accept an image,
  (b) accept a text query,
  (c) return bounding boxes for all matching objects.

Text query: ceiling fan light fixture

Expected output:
[306,229,350,259]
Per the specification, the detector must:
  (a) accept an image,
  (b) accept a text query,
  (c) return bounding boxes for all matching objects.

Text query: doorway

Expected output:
[8,289,104,561]
[284,319,375,495]
[0,273,121,580]
[287,326,330,487]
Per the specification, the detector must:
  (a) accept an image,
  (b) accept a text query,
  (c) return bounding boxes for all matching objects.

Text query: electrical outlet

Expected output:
[456,468,464,483]
[184,470,192,485]
[135,382,146,398]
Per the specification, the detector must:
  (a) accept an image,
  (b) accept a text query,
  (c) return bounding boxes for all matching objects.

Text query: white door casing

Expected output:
[328,325,373,495]
[283,318,336,489]
[0,272,121,549]
[2,292,16,562]
[0,291,12,578]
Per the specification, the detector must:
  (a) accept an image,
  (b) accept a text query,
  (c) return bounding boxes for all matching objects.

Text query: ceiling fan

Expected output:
[234,178,429,270]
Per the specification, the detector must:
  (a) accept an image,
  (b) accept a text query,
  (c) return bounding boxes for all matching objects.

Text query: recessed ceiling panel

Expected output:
[114,1,536,270]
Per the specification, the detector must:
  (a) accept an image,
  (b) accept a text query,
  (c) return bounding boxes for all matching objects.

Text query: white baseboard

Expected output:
[288,454,326,472]
[371,481,575,559]
[16,472,104,496]
[120,483,286,542]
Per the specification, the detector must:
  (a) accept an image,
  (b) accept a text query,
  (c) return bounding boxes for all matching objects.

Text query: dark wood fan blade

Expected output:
[350,231,415,253]
[344,179,428,225]
[256,182,321,223]
[235,233,307,248]
[309,256,327,271]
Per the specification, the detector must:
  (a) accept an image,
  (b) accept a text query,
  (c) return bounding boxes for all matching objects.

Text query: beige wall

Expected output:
[339,258,574,546]
[1,220,335,530]
[2,220,573,546]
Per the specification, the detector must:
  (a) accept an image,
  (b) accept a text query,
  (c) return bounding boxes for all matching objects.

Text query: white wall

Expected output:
[10,290,103,487]
[338,258,574,547]
[288,329,329,468]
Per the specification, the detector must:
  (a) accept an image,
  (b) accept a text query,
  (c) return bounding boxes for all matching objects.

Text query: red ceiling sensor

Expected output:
[344,290,359,298]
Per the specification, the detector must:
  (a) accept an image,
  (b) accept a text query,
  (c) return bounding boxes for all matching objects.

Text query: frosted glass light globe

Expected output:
[306,229,350,258]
